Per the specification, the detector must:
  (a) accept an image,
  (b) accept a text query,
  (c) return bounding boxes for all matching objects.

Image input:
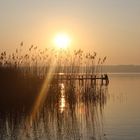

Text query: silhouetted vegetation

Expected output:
[0,42,107,75]
[0,43,108,140]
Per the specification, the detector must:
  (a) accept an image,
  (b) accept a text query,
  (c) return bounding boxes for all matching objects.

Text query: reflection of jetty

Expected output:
[53,73,109,85]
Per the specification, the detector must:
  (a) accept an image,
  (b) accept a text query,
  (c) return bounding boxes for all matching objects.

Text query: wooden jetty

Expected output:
[52,73,109,85]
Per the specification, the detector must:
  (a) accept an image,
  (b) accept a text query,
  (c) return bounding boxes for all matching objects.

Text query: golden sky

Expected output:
[0,0,140,64]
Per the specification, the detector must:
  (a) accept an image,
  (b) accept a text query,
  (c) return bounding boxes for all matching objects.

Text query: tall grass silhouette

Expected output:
[0,42,107,76]
[0,42,108,140]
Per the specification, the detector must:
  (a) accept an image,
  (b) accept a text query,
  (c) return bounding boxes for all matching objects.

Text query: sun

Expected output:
[54,33,71,49]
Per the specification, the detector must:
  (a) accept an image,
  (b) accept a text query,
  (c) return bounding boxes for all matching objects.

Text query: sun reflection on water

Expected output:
[59,83,66,113]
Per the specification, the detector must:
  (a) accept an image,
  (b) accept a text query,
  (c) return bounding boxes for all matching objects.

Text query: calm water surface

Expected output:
[104,73,140,140]
[0,74,140,140]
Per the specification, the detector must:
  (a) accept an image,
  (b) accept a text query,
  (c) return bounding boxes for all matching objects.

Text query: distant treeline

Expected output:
[102,65,140,73]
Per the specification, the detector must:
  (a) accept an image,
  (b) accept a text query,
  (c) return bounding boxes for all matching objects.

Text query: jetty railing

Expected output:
[49,73,109,85]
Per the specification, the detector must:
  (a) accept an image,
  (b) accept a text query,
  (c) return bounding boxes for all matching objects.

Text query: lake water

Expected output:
[104,73,140,140]
[0,73,140,140]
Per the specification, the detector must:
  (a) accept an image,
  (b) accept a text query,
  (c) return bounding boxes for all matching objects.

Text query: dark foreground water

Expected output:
[0,74,140,140]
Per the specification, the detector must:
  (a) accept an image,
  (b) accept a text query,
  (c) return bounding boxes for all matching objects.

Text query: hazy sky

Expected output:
[0,0,140,65]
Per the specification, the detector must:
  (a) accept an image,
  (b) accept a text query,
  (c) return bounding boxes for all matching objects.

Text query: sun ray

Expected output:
[26,59,57,125]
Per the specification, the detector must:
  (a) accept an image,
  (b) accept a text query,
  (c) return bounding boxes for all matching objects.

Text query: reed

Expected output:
[0,42,107,77]
[0,43,108,140]
[0,43,108,108]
